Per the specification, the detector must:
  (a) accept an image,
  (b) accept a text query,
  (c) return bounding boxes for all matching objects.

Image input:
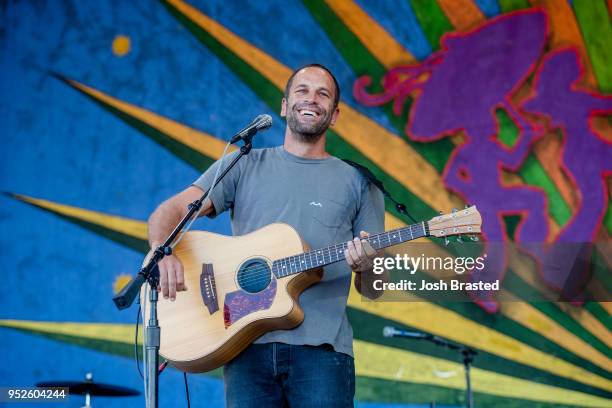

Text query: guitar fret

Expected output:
[371,235,380,250]
[270,203,482,279]
[273,219,437,279]
[336,244,344,262]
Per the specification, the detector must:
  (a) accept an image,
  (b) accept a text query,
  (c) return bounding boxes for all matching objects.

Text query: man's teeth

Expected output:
[300,110,317,117]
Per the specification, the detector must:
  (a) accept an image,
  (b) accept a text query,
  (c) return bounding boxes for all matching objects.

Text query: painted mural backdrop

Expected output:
[1,1,611,407]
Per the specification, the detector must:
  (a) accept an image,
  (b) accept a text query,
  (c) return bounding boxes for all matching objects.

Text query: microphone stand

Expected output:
[391,331,477,408]
[112,136,254,408]
[425,335,477,408]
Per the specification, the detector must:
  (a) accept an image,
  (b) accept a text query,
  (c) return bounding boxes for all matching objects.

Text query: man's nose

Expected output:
[302,91,316,103]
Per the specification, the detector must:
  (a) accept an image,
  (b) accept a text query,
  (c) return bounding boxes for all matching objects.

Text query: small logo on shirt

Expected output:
[309,201,323,207]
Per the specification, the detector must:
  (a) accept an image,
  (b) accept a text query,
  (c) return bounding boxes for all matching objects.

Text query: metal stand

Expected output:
[462,348,476,408]
[428,335,477,408]
[82,372,93,408]
[112,138,254,408]
[145,287,160,408]
[390,330,477,408]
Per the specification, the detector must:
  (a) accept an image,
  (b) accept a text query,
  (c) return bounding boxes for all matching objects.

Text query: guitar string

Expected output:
[213,223,421,285]
[198,219,473,290]
[202,223,428,289]
[206,223,426,289]
[191,216,474,290]
[216,217,476,289]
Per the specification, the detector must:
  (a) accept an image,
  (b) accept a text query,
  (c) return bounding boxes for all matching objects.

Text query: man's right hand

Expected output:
[155,253,187,301]
[147,186,213,301]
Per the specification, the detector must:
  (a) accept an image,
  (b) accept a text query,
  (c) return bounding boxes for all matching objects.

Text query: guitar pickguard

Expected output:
[223,278,277,328]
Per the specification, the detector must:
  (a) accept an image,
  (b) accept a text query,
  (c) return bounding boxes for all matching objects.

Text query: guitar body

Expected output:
[144,223,322,373]
[138,206,482,373]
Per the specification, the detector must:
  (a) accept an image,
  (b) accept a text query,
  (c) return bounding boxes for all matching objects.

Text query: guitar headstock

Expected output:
[427,206,482,239]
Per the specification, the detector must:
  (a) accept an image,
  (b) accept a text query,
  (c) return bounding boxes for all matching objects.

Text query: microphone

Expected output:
[230,114,273,143]
[383,326,430,340]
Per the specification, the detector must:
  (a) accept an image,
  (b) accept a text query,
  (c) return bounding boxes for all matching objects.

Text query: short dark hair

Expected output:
[284,63,341,107]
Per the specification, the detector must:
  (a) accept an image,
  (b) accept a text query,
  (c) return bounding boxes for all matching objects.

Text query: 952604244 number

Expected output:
[0,387,68,402]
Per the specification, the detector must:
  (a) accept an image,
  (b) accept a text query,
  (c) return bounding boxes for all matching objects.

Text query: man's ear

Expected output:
[280,98,287,117]
[330,105,340,126]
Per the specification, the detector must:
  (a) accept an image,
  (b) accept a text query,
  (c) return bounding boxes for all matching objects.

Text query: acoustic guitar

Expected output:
[143,206,482,372]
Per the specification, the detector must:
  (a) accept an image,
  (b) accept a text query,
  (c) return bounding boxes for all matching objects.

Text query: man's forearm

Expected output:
[147,188,214,248]
[147,199,186,248]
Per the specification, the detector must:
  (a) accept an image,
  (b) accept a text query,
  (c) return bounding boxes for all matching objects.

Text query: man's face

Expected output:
[281,67,339,142]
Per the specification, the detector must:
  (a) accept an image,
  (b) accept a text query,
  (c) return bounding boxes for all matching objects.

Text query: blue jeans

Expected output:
[224,342,355,407]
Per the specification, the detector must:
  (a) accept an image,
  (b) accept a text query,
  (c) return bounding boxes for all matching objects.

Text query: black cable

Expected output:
[135,305,144,380]
[342,159,418,223]
[184,372,191,408]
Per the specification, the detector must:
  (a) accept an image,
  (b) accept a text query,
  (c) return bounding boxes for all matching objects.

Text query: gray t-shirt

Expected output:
[192,146,384,356]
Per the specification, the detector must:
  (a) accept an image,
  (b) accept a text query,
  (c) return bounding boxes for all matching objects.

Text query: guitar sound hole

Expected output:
[236,258,272,294]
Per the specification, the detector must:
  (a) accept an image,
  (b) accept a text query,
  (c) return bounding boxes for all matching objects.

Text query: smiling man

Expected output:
[147,64,385,407]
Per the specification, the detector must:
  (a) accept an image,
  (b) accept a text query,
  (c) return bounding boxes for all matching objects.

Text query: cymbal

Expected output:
[36,381,140,397]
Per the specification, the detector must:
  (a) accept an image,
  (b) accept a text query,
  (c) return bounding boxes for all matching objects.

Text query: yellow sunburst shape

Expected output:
[112,35,131,57]
[113,273,133,295]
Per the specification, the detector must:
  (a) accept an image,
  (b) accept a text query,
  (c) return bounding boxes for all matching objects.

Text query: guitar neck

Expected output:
[272,221,429,278]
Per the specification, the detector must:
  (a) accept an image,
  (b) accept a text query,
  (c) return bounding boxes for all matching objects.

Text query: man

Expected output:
[147,64,386,407]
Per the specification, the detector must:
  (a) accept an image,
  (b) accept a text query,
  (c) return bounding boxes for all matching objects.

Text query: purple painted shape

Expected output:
[354,11,612,311]
[521,50,612,292]
[409,11,547,139]
[406,11,550,258]
[223,277,277,328]
[355,11,550,312]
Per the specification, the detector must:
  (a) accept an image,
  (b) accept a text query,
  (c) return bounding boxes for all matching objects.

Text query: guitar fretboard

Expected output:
[272,221,429,278]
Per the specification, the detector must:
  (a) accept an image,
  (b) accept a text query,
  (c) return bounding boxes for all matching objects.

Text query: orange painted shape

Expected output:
[436,0,486,31]
[324,0,416,68]
[591,116,612,144]
[529,0,598,88]
[532,131,577,211]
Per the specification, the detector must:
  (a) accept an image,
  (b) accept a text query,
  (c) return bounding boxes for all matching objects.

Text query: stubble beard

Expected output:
[286,103,334,143]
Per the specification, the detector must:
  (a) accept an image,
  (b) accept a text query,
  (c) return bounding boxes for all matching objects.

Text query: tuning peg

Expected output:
[464,204,470,209]
[457,235,464,243]
[470,235,479,242]
[444,237,450,246]
[452,208,458,213]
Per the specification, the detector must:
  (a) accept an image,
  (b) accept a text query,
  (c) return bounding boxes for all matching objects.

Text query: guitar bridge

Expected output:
[200,263,219,314]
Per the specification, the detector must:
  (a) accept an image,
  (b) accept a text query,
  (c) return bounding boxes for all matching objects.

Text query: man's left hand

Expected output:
[344,231,378,273]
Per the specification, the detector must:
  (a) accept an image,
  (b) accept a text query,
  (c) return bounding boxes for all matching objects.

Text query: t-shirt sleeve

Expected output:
[191,150,242,218]
[353,178,385,237]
